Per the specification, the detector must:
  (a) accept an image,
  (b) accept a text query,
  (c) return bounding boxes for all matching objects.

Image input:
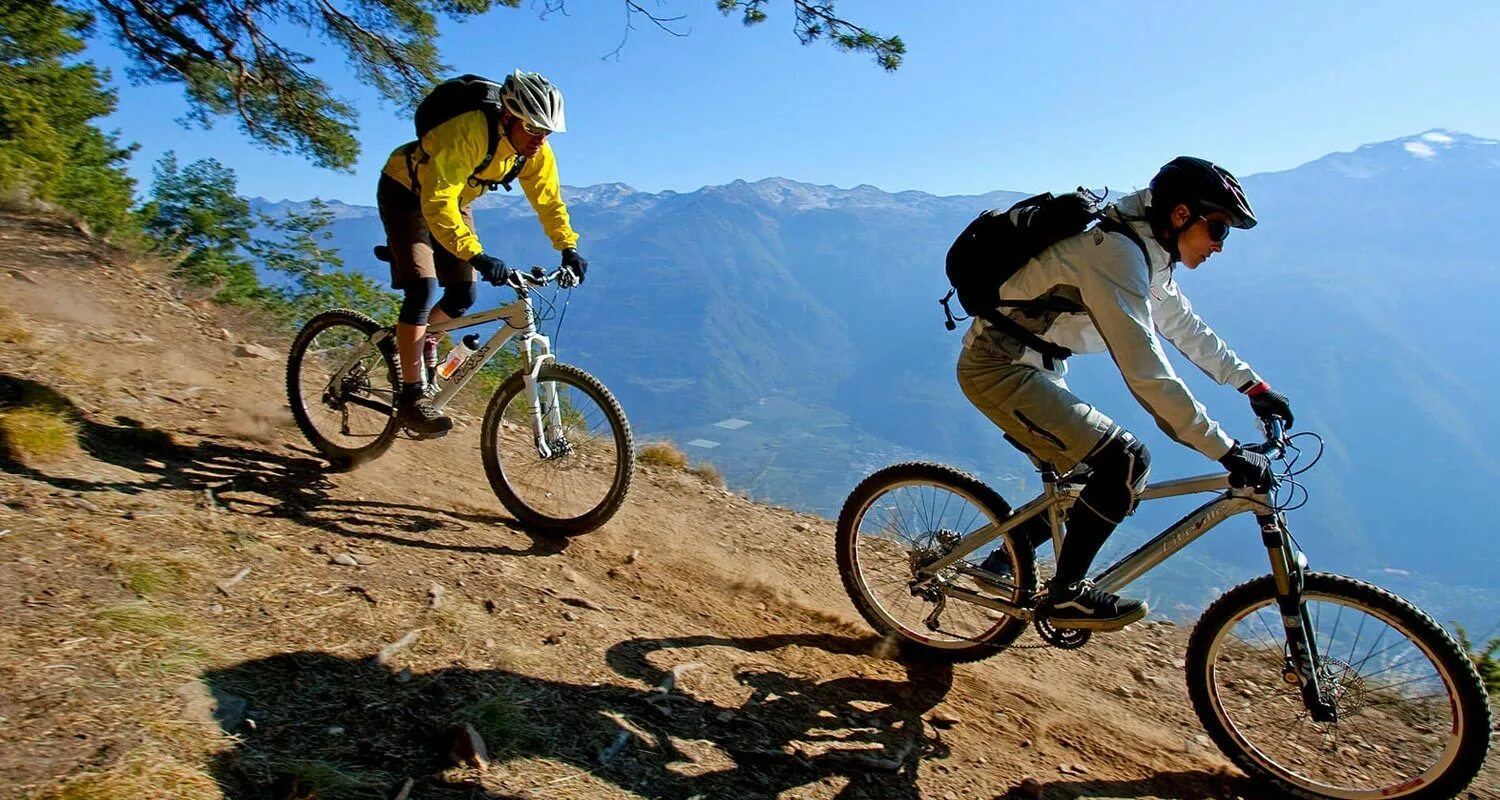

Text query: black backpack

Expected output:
[409,74,525,192]
[940,189,1149,367]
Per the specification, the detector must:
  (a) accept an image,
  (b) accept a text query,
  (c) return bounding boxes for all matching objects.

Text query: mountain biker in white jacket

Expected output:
[958,157,1293,631]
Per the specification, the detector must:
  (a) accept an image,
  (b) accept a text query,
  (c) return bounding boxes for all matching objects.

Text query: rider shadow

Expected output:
[0,373,564,558]
[203,633,951,799]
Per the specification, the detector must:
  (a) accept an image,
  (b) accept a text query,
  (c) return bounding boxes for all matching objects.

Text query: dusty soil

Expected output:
[0,209,1493,799]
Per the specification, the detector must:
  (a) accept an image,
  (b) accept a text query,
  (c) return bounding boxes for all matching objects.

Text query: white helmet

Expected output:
[500,70,566,133]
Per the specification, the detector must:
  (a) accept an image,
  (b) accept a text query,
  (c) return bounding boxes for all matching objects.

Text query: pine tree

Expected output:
[137,153,267,305]
[250,198,400,327]
[0,0,137,232]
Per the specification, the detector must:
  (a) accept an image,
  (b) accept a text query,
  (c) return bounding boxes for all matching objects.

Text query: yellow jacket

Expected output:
[381,109,578,261]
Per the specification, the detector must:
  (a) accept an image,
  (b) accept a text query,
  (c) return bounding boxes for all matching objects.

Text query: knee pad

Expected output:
[398,277,438,326]
[435,281,477,319]
[1078,429,1151,523]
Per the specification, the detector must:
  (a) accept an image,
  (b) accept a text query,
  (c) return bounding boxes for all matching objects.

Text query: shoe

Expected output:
[397,387,452,438]
[972,547,1015,595]
[1040,580,1147,631]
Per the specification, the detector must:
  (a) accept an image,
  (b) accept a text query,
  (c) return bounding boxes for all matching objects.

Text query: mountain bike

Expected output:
[285,250,633,536]
[834,419,1492,799]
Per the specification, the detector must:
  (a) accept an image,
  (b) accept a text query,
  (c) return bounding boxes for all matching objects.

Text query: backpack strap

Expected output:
[1095,216,1153,267]
[467,108,527,193]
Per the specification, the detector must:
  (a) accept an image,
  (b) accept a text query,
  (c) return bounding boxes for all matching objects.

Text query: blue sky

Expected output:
[84,0,1500,203]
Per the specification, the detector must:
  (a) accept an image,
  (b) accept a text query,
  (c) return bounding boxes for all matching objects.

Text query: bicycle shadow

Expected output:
[0,373,564,557]
[203,633,952,799]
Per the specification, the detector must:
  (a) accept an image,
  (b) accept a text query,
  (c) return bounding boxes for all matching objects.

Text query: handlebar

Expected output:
[1243,416,1287,460]
[503,266,569,290]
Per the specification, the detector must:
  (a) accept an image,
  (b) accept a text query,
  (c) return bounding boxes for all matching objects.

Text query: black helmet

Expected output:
[1149,156,1257,230]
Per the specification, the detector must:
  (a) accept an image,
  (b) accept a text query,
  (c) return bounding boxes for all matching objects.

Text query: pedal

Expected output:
[1034,615,1092,649]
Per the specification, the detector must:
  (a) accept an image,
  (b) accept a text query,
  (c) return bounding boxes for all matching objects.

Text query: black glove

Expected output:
[1218,443,1272,489]
[1247,384,1294,429]
[561,248,588,286]
[470,252,511,286]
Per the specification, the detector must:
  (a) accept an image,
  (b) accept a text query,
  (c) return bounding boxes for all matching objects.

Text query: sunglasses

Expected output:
[1205,218,1231,243]
[519,120,551,137]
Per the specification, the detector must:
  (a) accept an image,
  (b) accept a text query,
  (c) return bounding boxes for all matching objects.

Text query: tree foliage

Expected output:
[1455,624,1500,696]
[0,0,137,231]
[137,152,268,304]
[249,198,400,327]
[70,0,901,170]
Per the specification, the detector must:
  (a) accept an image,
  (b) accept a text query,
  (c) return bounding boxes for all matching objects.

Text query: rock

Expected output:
[716,710,735,723]
[72,219,93,238]
[928,711,962,729]
[1114,686,1135,699]
[376,630,421,664]
[1020,739,1033,748]
[1058,763,1088,775]
[1015,777,1045,799]
[448,723,490,770]
[792,522,810,533]
[215,566,251,594]
[233,342,280,360]
[8,269,38,285]
[625,549,640,564]
[326,725,345,735]
[392,778,415,800]
[428,584,445,608]
[331,553,360,567]
[208,603,224,614]
[61,496,102,513]
[218,328,234,341]
[560,595,603,611]
[943,792,958,800]
[395,667,413,684]
[562,610,578,622]
[484,599,498,613]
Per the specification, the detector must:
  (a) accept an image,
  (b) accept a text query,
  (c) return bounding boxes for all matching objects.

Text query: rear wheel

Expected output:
[286,309,399,466]
[479,361,633,536]
[1186,572,1492,800]
[835,462,1037,663]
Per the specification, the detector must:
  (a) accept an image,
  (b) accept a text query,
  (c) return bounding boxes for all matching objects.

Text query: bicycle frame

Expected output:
[321,287,563,455]
[912,467,1337,720]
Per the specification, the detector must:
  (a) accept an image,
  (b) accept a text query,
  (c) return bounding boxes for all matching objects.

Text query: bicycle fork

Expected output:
[1260,512,1338,723]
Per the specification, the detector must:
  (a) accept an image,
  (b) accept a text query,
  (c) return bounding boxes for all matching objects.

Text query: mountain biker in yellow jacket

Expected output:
[377,70,587,437]
[960,157,1292,631]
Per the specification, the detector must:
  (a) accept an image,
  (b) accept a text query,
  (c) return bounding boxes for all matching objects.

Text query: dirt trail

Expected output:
[0,210,1490,799]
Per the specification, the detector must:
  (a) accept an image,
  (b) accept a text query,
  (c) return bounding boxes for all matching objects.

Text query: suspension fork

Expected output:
[1260,511,1337,722]
[520,332,559,457]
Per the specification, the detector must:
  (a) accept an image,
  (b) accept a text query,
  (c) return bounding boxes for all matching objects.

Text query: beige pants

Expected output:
[956,333,1115,473]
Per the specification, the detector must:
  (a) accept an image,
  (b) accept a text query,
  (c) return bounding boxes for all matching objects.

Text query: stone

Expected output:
[928,711,962,729]
[792,522,810,533]
[626,549,640,564]
[1015,777,1045,799]
[562,610,578,622]
[331,553,360,567]
[428,584,445,608]
[8,269,38,285]
[448,723,490,770]
[233,342,279,360]
[560,595,603,611]
[1114,686,1135,699]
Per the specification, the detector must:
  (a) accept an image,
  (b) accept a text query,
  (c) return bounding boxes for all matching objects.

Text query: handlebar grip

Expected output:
[1266,416,1284,441]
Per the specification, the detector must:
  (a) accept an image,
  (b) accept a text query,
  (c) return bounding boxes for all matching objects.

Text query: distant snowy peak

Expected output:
[1300,129,1500,179]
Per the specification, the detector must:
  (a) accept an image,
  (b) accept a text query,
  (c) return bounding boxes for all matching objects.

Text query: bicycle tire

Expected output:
[479,361,633,536]
[835,461,1037,663]
[285,309,400,466]
[1186,572,1492,800]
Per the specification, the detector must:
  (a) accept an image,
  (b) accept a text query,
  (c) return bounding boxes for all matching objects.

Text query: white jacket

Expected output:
[962,189,1259,459]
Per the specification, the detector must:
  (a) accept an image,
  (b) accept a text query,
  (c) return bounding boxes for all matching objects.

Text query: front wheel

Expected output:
[1186,572,1492,800]
[480,361,633,536]
[835,462,1037,663]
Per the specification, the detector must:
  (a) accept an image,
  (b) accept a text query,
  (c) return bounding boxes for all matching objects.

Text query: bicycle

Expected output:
[285,249,633,536]
[834,419,1492,799]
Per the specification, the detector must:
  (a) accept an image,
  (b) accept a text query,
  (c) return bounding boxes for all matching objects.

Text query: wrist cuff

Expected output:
[1242,381,1270,396]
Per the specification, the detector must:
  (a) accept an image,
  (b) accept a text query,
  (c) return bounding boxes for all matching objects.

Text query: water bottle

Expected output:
[436,333,481,380]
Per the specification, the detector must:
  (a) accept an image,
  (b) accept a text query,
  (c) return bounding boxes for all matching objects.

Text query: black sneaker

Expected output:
[397,390,452,439]
[972,547,1015,595]
[1041,580,1147,631]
